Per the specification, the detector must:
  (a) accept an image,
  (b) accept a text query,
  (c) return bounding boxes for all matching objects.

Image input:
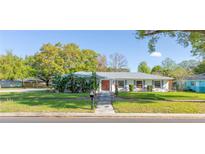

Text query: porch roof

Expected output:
[74,72,173,80]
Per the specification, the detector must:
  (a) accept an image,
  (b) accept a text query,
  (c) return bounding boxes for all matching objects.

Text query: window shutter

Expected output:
[161,80,164,88]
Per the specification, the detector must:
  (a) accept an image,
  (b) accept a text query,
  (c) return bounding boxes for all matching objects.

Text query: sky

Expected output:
[0,30,197,72]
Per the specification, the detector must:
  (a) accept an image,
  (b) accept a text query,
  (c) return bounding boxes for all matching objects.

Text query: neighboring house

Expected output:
[0,80,22,88]
[23,78,47,88]
[0,78,46,88]
[184,73,205,93]
[74,72,173,92]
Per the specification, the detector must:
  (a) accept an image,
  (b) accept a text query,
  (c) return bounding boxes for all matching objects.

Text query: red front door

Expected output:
[101,80,110,91]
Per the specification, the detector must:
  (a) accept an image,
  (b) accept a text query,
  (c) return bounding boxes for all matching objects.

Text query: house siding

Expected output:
[184,80,205,93]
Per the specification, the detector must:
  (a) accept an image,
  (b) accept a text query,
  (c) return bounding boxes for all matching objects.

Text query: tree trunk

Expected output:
[46,80,49,87]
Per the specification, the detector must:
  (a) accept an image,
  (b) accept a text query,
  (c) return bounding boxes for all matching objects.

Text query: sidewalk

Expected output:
[1,112,205,119]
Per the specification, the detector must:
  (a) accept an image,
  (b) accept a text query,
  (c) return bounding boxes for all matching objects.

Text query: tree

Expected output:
[178,59,199,74]
[61,43,82,73]
[31,43,100,86]
[32,43,65,86]
[137,61,151,73]
[136,30,205,59]
[81,49,98,71]
[194,60,205,74]
[151,65,163,75]
[170,67,191,90]
[0,51,32,84]
[161,58,177,76]
[109,53,128,72]
[96,54,108,72]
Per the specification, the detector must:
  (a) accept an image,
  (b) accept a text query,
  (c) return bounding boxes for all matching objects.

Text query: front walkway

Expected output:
[95,92,115,114]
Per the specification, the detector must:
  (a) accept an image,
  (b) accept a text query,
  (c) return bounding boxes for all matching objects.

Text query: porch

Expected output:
[99,79,170,92]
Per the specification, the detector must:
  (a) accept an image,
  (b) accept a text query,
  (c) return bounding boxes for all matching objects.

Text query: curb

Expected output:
[1,112,205,118]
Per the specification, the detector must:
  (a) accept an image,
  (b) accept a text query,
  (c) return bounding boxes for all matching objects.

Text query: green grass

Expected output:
[118,92,205,100]
[0,91,92,112]
[113,100,205,113]
[113,92,205,113]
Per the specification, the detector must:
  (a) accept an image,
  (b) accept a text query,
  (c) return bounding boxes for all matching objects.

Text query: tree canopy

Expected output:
[151,65,163,75]
[194,60,205,74]
[136,30,205,59]
[138,61,151,74]
[30,43,99,86]
[0,51,32,80]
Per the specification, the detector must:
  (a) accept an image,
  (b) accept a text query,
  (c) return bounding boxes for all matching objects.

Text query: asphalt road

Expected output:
[1,117,205,123]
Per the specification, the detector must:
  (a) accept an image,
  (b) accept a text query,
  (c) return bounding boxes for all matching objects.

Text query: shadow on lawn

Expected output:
[0,92,91,110]
[0,91,88,99]
[119,92,204,100]
[14,98,91,110]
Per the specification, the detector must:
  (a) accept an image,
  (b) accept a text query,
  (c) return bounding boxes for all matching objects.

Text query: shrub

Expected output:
[52,75,68,92]
[129,84,134,92]
[52,73,100,93]
[147,85,153,92]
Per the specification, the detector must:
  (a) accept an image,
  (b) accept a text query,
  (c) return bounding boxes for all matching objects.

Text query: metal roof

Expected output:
[74,72,173,80]
[185,73,205,80]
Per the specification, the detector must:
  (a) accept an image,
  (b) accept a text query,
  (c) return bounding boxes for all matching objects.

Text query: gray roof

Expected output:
[74,72,173,80]
[185,73,205,80]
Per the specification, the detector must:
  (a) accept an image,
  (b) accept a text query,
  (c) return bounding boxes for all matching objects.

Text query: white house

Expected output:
[75,72,173,92]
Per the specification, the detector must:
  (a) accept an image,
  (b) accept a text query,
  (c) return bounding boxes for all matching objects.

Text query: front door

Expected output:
[101,80,110,91]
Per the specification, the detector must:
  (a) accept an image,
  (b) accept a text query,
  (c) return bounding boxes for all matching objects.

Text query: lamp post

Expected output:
[90,90,95,110]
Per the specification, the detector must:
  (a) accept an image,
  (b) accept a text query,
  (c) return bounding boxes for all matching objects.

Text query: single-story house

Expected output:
[184,73,205,93]
[74,72,173,92]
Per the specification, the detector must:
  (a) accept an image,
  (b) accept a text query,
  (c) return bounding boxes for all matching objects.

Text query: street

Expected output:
[1,117,205,123]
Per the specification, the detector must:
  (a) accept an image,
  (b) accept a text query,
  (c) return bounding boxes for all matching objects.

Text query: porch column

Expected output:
[99,79,102,92]
[161,80,164,89]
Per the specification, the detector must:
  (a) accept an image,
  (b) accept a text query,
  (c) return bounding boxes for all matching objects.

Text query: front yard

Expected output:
[0,91,92,112]
[118,92,205,100]
[113,92,205,113]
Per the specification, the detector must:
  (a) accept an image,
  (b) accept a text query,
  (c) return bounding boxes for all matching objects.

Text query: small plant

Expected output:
[129,84,134,92]
[147,85,153,92]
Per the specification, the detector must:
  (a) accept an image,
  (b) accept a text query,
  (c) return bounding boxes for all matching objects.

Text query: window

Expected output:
[154,81,161,88]
[136,81,143,88]
[191,81,195,86]
[118,80,124,88]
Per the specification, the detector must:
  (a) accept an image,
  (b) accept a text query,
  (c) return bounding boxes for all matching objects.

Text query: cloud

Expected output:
[150,51,162,57]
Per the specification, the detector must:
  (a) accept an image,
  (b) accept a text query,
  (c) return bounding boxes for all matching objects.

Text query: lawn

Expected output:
[118,92,205,100]
[113,100,205,113]
[113,91,205,113]
[0,91,92,112]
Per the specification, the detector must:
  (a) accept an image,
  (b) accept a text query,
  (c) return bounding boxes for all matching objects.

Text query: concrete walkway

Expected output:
[95,92,115,114]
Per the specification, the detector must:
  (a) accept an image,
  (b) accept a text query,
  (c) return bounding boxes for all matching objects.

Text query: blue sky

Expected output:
[0,30,197,72]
